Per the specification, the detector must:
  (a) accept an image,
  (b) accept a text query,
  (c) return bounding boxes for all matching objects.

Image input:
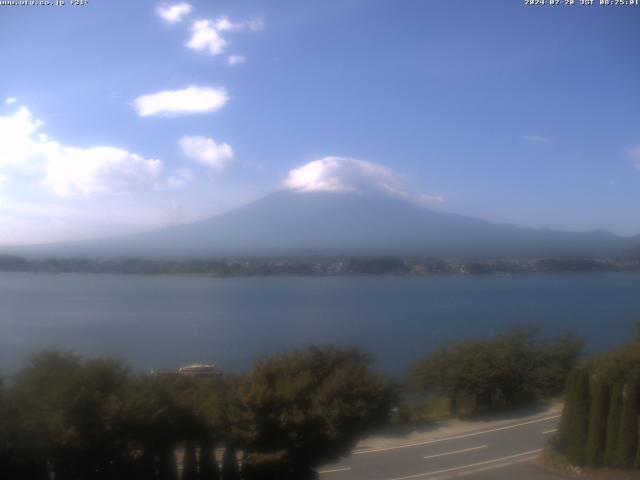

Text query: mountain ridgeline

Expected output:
[6,191,640,259]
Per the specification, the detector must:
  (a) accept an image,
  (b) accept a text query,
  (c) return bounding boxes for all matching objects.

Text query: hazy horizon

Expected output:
[2,188,640,251]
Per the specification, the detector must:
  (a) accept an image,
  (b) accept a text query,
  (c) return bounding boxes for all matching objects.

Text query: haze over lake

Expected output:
[1,272,638,377]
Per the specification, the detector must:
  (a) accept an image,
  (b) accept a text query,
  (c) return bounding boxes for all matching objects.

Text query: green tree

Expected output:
[615,381,639,468]
[221,444,241,480]
[409,345,461,414]
[242,451,291,480]
[0,378,19,479]
[10,351,132,480]
[410,340,509,415]
[558,369,578,447]
[233,347,394,479]
[0,378,9,472]
[585,377,609,467]
[561,332,640,470]
[161,373,228,480]
[604,382,623,466]
[593,336,640,386]
[120,376,188,480]
[534,334,584,397]
[198,439,221,480]
[410,329,581,416]
[181,441,198,480]
[566,369,590,466]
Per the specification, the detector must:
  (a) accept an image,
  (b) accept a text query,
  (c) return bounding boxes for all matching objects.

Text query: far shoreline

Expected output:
[1,267,640,279]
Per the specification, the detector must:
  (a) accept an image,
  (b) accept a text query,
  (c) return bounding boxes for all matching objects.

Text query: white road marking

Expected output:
[423,445,487,460]
[428,454,539,480]
[386,449,543,480]
[353,415,560,455]
[542,428,558,435]
[318,467,352,474]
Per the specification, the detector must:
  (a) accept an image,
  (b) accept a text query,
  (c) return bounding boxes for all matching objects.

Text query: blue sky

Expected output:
[0,0,638,244]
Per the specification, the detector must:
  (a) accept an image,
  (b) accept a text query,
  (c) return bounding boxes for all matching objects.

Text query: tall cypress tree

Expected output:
[604,383,624,466]
[586,378,609,467]
[558,369,578,447]
[604,382,623,465]
[567,369,590,466]
[616,382,639,468]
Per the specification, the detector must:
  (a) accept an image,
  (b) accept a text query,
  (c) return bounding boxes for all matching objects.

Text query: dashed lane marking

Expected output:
[423,445,487,460]
[386,449,543,480]
[427,454,540,480]
[353,415,560,455]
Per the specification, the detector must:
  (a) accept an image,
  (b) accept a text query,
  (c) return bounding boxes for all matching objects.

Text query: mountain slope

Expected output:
[10,190,635,258]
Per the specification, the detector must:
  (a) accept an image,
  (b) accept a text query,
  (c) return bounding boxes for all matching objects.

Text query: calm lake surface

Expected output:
[1,272,638,377]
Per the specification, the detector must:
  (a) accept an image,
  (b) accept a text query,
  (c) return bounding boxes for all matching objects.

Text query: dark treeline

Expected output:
[0,347,394,480]
[0,254,639,276]
[0,331,583,480]
[556,333,640,470]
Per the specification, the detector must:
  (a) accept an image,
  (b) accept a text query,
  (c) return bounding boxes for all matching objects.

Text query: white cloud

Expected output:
[43,146,162,197]
[284,157,389,193]
[0,106,163,197]
[187,19,227,55]
[227,54,246,66]
[4,97,17,105]
[282,156,445,205]
[214,16,264,32]
[0,104,258,245]
[133,86,229,117]
[186,16,263,57]
[156,2,192,23]
[179,135,234,172]
[0,107,45,167]
[522,134,550,144]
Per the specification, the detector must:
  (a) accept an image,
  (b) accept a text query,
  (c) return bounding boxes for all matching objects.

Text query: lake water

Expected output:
[0,272,638,378]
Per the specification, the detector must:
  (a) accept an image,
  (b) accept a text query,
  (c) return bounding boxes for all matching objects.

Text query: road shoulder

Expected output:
[354,403,563,454]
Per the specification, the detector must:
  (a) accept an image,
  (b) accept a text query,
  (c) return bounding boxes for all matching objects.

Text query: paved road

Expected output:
[318,414,564,480]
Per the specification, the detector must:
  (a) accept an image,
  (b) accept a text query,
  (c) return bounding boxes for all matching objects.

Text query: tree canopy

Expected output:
[231,346,395,479]
[0,347,394,480]
[409,328,583,415]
